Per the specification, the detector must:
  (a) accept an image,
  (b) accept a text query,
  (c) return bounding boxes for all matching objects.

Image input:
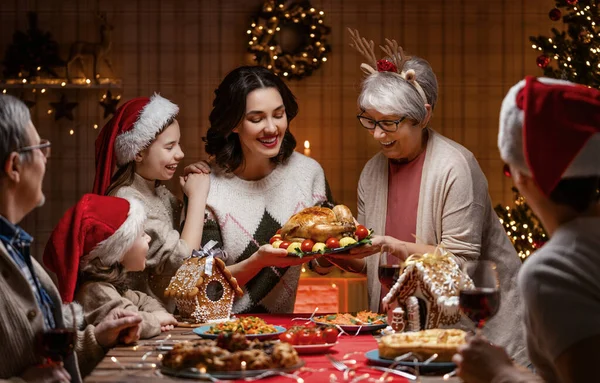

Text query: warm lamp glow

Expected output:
[304,140,310,149]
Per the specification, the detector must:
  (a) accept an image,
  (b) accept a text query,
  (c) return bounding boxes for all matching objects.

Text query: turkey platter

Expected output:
[280,205,356,243]
[270,205,372,256]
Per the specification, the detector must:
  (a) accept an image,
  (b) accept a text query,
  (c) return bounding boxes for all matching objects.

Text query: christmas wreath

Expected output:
[247,0,331,80]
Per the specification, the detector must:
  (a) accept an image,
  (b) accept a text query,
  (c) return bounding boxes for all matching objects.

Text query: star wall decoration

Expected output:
[99,90,121,118]
[50,94,77,121]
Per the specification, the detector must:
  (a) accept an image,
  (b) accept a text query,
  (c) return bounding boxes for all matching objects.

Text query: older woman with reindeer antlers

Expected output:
[323,29,528,365]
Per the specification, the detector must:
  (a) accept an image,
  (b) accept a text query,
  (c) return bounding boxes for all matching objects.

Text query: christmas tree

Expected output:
[529,0,600,88]
[494,188,548,261]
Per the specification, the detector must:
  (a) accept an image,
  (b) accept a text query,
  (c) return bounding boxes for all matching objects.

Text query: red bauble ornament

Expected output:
[549,8,562,21]
[503,163,512,178]
[536,55,550,68]
[566,0,578,5]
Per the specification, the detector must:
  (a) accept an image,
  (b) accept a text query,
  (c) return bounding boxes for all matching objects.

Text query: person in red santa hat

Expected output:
[453,76,600,383]
[44,194,178,339]
[93,94,210,311]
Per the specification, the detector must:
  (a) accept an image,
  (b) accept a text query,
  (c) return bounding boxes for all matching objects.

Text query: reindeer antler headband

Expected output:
[348,28,428,104]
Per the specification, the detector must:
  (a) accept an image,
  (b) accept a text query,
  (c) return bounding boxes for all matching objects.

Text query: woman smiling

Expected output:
[194,66,334,314]
[324,30,528,365]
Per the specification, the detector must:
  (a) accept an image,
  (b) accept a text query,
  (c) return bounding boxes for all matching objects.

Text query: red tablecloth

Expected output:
[231,314,409,383]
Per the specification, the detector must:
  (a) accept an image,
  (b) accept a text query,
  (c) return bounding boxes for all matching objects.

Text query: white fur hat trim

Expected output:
[114,93,179,166]
[85,197,146,266]
[498,77,600,179]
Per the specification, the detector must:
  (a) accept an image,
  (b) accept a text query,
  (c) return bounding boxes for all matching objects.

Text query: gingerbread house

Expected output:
[165,256,243,323]
[382,249,473,329]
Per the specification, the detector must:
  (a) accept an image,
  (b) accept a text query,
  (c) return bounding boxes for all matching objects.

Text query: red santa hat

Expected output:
[93,93,179,195]
[499,76,600,196]
[43,194,146,302]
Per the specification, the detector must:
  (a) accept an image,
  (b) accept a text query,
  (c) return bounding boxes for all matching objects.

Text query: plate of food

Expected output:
[268,204,373,257]
[364,349,455,374]
[365,328,467,373]
[278,325,340,354]
[161,334,305,379]
[311,311,387,333]
[193,316,285,340]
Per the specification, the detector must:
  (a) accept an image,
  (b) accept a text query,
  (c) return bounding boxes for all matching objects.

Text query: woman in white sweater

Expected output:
[325,30,527,365]
[195,66,333,314]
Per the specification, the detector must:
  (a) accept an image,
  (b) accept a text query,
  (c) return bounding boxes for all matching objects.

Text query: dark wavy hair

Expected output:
[203,66,298,172]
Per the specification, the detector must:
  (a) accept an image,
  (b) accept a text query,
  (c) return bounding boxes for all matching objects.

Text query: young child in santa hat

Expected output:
[454,76,600,382]
[44,194,177,339]
[93,94,209,311]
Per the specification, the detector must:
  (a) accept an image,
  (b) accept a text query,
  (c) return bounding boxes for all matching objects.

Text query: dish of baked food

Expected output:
[378,328,467,362]
[193,316,285,340]
[312,311,387,333]
[161,333,303,379]
[269,205,372,257]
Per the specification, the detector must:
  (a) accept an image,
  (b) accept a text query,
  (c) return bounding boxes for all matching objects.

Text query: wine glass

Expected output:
[378,245,404,314]
[459,260,501,332]
[37,327,76,363]
[378,247,403,291]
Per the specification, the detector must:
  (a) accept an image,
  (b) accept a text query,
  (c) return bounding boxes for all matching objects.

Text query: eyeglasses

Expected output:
[18,139,51,158]
[356,113,407,133]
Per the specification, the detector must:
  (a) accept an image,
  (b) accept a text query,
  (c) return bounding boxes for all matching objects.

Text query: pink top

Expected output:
[385,147,427,244]
[380,148,427,306]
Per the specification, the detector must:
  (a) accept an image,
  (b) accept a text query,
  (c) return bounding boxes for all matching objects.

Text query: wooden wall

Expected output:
[0,0,556,257]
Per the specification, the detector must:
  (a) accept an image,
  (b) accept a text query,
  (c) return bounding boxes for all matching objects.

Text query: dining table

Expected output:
[85,314,460,383]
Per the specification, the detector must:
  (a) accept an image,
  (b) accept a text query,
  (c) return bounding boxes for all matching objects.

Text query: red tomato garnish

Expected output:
[312,329,324,344]
[323,327,339,343]
[355,225,369,241]
[279,332,295,344]
[325,237,340,249]
[297,330,313,345]
[279,241,291,250]
[269,234,282,244]
[301,239,315,252]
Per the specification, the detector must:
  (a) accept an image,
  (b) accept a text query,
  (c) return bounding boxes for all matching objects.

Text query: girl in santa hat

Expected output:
[93,94,209,311]
[44,194,177,339]
[454,77,600,382]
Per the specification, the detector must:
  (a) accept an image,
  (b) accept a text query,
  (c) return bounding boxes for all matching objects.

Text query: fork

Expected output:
[327,355,355,380]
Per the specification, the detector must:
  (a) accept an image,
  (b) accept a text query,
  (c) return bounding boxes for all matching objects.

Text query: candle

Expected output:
[303,140,311,157]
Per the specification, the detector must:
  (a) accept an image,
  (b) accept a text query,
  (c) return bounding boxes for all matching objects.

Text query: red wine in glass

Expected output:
[38,328,76,362]
[459,288,501,329]
[378,265,402,290]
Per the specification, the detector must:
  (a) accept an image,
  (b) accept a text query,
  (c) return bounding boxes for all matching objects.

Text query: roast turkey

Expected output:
[280,204,356,242]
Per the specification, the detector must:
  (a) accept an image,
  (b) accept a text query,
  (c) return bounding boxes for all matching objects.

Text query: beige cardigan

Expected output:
[112,174,191,311]
[358,129,528,365]
[76,281,168,339]
[0,242,105,382]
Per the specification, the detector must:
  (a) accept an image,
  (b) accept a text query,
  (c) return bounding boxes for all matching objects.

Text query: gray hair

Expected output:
[358,56,438,125]
[0,94,32,174]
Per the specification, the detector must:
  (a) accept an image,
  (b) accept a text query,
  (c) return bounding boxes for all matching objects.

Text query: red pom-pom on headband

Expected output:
[377,59,397,73]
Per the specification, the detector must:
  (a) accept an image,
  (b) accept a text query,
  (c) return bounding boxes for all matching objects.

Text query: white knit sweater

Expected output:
[202,152,332,314]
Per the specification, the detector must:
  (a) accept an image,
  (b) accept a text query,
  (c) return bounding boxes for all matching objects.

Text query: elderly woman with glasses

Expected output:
[322,30,528,365]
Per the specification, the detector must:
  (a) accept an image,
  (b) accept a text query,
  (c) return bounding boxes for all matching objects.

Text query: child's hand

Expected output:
[180,173,210,199]
[155,312,178,329]
[184,160,211,176]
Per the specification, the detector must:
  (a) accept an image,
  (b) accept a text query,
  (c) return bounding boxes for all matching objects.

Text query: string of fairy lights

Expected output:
[530,0,600,88]
[2,83,120,136]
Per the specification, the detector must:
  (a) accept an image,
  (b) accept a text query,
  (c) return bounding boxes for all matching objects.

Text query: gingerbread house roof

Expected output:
[382,251,472,319]
[165,257,244,299]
